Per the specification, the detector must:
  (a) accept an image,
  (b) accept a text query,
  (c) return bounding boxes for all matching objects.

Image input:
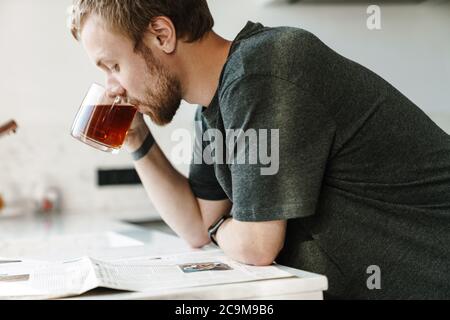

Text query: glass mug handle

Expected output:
[71,83,137,154]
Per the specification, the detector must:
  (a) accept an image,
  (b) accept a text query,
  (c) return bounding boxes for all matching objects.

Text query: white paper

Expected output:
[0,258,98,299]
[0,232,144,261]
[0,251,294,299]
[92,251,293,292]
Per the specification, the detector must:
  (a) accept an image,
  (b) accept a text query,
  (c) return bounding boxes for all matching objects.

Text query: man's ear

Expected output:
[147,16,177,54]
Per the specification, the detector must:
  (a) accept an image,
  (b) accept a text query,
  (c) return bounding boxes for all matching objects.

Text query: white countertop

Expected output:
[0,213,328,300]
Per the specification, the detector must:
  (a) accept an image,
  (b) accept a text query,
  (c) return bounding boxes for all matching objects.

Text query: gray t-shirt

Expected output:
[189,21,450,299]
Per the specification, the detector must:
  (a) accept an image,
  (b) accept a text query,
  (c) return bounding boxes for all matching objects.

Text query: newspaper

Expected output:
[0,232,145,261]
[0,251,294,300]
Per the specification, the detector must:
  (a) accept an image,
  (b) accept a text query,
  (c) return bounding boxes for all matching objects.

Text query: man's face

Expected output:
[80,15,182,126]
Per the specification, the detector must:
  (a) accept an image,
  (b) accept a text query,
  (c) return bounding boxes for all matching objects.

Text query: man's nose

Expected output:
[105,77,126,98]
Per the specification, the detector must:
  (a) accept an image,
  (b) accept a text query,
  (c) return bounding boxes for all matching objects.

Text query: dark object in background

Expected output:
[0,120,18,139]
[97,168,142,186]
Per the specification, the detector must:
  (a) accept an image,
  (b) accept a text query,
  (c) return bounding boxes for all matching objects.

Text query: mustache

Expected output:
[124,96,144,108]
[125,96,154,117]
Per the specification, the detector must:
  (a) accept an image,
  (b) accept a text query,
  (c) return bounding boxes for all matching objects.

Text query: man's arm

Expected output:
[216,219,287,266]
[127,117,286,264]
[127,118,229,248]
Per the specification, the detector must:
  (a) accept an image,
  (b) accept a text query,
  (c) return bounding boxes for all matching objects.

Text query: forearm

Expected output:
[215,218,287,266]
[130,130,210,248]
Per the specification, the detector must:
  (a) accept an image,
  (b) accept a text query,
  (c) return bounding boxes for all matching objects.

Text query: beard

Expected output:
[130,45,182,126]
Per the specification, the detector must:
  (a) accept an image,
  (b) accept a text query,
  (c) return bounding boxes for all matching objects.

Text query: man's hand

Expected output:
[124,112,151,153]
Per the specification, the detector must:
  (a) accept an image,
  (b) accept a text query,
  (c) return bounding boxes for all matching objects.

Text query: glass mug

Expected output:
[71,83,137,154]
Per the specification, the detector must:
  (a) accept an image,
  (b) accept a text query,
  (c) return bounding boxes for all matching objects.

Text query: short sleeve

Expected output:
[219,75,336,222]
[188,107,229,201]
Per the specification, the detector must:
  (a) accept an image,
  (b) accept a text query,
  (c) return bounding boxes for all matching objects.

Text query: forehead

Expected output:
[80,14,132,61]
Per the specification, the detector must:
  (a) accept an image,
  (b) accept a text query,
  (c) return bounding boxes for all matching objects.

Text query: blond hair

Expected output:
[69,0,214,47]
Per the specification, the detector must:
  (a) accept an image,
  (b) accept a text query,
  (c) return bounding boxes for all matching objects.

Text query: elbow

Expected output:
[246,256,276,267]
[186,234,211,249]
[239,243,283,267]
[246,251,278,267]
[222,220,287,266]
[189,240,211,249]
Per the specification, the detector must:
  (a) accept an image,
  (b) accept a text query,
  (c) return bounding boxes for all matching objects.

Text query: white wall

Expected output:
[0,0,449,221]
[0,0,195,220]
[211,0,450,113]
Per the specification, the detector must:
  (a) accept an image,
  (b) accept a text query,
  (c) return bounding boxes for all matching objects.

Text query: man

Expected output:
[69,0,450,299]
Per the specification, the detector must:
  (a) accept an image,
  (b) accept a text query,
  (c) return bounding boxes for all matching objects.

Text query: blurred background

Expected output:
[0,0,449,222]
